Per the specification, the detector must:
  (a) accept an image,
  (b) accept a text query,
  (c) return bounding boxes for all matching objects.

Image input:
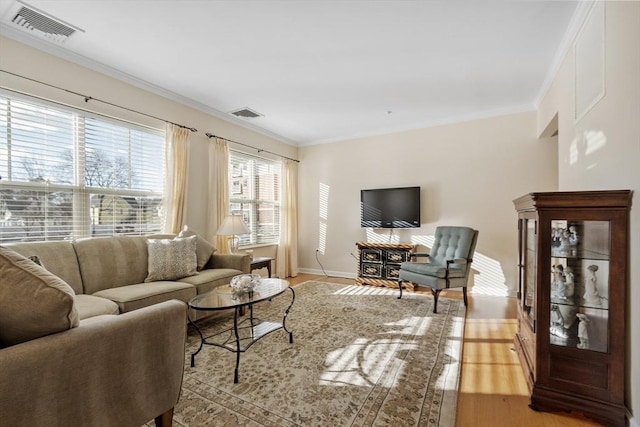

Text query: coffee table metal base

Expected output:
[189,287,295,383]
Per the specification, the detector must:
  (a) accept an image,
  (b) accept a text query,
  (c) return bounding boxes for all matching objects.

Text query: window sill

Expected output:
[239,243,278,250]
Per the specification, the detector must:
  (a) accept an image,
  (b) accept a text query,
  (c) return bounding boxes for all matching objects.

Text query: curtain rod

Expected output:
[0,69,197,132]
[205,132,300,163]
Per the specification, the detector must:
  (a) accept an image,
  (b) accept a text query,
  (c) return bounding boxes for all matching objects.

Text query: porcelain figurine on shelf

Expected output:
[563,267,575,298]
[551,227,562,247]
[549,264,576,331]
[577,313,590,349]
[584,265,603,307]
[569,226,579,246]
[556,228,573,254]
[551,265,566,300]
[550,304,568,339]
[556,266,577,329]
[552,225,579,255]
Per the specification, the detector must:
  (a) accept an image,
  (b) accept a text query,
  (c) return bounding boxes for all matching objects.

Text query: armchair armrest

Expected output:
[446,258,470,266]
[409,252,431,259]
[207,253,251,273]
[0,300,187,426]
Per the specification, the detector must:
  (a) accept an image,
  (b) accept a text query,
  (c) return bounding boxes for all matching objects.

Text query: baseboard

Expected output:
[297,267,356,279]
[629,408,638,427]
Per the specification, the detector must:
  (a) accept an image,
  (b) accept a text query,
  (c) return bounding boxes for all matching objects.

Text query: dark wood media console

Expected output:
[355,242,416,290]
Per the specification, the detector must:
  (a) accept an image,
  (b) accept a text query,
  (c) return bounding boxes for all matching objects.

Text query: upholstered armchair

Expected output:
[398,226,479,313]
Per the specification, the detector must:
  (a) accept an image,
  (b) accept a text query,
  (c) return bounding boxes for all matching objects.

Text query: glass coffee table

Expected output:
[188,278,295,383]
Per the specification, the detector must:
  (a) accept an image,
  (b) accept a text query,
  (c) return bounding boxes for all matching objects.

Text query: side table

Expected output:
[250,256,273,277]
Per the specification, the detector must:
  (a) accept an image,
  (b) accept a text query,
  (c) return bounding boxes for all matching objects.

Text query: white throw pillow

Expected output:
[145,235,198,282]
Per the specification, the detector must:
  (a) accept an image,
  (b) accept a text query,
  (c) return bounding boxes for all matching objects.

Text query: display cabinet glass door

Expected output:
[549,220,610,353]
[523,219,536,329]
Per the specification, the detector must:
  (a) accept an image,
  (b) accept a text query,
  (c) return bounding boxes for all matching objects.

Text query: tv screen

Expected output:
[360,186,421,228]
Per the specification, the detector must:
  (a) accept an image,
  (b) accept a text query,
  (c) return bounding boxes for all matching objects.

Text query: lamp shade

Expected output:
[216,215,250,236]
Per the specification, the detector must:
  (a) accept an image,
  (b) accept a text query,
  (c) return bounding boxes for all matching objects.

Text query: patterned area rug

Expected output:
[173,281,465,426]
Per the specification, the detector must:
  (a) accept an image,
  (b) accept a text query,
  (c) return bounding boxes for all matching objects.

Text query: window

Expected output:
[0,92,165,243]
[229,151,281,246]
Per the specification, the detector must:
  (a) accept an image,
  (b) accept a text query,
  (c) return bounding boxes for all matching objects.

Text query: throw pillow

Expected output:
[27,255,44,267]
[0,246,79,347]
[145,235,198,282]
[178,225,216,270]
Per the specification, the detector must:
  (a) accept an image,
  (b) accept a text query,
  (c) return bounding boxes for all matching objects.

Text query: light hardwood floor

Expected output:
[288,274,601,427]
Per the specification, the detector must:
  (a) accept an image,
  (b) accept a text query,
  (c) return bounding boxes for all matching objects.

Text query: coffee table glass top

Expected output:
[189,278,289,311]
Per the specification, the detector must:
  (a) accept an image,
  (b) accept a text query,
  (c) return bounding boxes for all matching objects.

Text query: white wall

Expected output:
[297,111,558,297]
[0,36,297,244]
[537,1,640,423]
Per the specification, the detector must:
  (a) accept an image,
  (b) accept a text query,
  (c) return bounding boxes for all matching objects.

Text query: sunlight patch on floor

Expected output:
[320,309,430,388]
[332,284,398,296]
[381,316,432,337]
[320,337,418,388]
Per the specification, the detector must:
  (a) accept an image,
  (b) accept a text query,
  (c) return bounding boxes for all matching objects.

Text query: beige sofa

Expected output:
[0,234,250,426]
[4,234,251,319]
[0,299,187,426]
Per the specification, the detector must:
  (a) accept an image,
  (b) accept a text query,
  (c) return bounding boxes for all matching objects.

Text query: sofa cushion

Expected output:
[177,225,216,270]
[77,313,119,326]
[5,240,85,294]
[74,294,120,320]
[0,246,79,346]
[145,235,198,282]
[74,236,150,295]
[93,282,196,313]
[178,267,243,295]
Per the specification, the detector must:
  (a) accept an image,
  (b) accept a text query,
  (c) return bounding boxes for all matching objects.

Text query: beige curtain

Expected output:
[163,124,190,233]
[276,159,299,278]
[206,137,230,253]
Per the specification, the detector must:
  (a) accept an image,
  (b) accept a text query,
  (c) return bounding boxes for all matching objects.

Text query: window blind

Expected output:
[0,92,165,243]
[229,151,281,246]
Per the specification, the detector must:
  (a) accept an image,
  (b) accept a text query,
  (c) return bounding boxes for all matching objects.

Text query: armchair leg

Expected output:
[462,287,468,307]
[155,407,174,427]
[431,288,442,313]
[397,279,403,299]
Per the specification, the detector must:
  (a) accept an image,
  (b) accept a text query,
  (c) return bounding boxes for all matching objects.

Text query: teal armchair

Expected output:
[398,226,479,313]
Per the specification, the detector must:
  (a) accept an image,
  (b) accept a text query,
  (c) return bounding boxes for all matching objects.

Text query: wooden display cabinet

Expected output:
[513,190,631,426]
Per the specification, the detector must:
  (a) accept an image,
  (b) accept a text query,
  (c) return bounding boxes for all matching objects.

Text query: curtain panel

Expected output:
[207,137,230,252]
[163,124,190,233]
[276,159,299,278]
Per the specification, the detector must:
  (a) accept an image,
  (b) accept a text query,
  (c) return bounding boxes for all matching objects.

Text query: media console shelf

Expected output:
[356,242,416,290]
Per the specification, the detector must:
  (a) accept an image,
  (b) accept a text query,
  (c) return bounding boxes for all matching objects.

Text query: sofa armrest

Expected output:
[207,253,251,273]
[0,300,187,427]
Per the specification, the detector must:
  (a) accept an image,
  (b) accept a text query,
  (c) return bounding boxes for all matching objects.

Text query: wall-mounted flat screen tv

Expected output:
[360,186,421,228]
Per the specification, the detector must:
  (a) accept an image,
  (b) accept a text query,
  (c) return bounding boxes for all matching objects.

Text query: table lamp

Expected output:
[216,215,250,253]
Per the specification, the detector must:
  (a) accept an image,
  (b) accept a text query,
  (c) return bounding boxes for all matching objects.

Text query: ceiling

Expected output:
[0,0,582,146]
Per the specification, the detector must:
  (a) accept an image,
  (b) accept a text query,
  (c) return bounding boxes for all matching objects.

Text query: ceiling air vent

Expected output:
[9,1,83,44]
[229,107,263,119]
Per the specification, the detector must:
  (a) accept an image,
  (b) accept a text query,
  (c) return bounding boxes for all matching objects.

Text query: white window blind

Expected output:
[0,92,165,243]
[229,151,281,246]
